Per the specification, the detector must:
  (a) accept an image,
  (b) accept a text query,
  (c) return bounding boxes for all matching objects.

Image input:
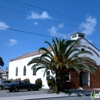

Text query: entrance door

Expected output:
[80,72,89,86]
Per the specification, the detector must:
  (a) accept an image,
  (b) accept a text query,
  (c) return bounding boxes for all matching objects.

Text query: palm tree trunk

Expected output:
[56,68,67,93]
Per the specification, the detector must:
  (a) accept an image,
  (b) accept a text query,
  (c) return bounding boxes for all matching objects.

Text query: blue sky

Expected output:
[0,0,100,69]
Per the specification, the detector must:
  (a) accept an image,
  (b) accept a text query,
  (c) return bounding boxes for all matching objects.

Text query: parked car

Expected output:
[0,80,12,90]
[5,80,40,92]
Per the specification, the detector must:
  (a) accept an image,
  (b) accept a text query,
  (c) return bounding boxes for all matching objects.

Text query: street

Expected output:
[0,89,100,100]
[0,89,92,98]
[35,96,92,100]
[0,89,92,100]
[0,89,48,97]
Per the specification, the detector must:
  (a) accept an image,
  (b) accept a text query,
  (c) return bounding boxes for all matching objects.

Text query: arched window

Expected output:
[33,67,36,75]
[16,67,18,76]
[81,48,85,51]
[23,66,26,76]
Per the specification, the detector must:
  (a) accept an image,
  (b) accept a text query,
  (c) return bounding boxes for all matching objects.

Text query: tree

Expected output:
[0,57,4,67]
[27,38,97,93]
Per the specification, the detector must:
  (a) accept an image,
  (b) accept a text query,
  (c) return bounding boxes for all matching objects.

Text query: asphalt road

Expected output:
[0,89,96,100]
[34,96,92,100]
[0,89,48,97]
[0,89,99,100]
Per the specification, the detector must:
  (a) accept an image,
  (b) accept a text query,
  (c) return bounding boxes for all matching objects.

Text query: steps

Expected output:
[82,86,93,90]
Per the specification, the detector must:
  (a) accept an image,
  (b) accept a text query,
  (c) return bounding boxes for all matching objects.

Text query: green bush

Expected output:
[23,78,30,82]
[13,78,21,81]
[8,79,13,82]
[35,78,42,88]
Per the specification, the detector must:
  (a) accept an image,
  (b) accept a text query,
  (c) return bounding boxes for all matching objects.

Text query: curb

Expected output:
[24,93,86,100]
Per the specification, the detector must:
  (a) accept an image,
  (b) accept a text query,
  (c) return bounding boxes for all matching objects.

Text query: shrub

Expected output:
[35,78,42,88]
[13,78,21,81]
[8,79,13,82]
[47,77,57,93]
[23,78,30,82]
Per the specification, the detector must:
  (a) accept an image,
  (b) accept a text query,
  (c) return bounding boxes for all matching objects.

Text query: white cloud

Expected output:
[27,11,51,19]
[0,21,9,30]
[48,23,67,39]
[58,23,64,28]
[79,16,97,35]
[6,39,18,46]
[34,22,38,25]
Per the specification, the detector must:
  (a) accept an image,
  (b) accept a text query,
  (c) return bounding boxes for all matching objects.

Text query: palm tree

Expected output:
[0,57,4,67]
[27,38,97,93]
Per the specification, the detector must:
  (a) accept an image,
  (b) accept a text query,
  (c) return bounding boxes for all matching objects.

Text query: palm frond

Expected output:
[66,40,80,56]
[40,52,52,60]
[27,57,41,66]
[45,41,54,53]
[39,47,53,57]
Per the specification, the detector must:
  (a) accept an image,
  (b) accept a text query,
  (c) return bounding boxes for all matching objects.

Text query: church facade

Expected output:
[8,32,100,89]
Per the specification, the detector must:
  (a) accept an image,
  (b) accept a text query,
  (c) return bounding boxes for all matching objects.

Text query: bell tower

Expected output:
[71,32,85,40]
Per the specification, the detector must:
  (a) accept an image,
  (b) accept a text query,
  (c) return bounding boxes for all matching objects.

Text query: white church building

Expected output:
[8,32,100,89]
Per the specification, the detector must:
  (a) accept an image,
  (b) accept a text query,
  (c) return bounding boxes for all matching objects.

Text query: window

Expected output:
[72,34,77,38]
[46,71,50,75]
[65,72,70,82]
[33,67,36,75]
[80,72,89,86]
[46,71,50,80]
[81,48,85,51]
[15,67,18,76]
[23,66,26,76]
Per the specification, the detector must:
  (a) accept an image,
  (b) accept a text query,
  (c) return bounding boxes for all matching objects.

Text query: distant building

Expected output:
[0,69,8,81]
[8,32,100,89]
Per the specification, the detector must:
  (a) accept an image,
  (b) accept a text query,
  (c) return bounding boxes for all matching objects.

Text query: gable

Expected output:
[75,38,100,65]
[79,38,100,57]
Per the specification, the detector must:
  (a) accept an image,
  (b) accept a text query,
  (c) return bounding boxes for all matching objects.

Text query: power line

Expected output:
[0,0,100,48]
[1,0,100,30]
[0,26,100,47]
[0,5,27,15]
[14,0,83,19]
[0,26,52,38]
[0,3,100,30]
[12,0,100,27]
[0,5,82,28]
[0,0,33,11]
[0,0,84,22]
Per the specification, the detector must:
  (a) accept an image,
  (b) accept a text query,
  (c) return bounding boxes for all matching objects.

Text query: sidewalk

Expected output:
[0,90,90,100]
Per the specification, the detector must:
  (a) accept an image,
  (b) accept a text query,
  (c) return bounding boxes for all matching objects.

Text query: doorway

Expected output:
[80,72,90,86]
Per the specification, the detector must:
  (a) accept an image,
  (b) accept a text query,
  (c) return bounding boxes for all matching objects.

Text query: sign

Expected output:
[74,44,100,57]
[91,91,100,99]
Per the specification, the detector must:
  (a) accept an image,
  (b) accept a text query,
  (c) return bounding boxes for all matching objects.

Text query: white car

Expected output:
[0,80,12,90]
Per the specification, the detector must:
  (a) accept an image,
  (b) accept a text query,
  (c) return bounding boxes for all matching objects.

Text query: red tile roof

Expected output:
[10,48,52,62]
